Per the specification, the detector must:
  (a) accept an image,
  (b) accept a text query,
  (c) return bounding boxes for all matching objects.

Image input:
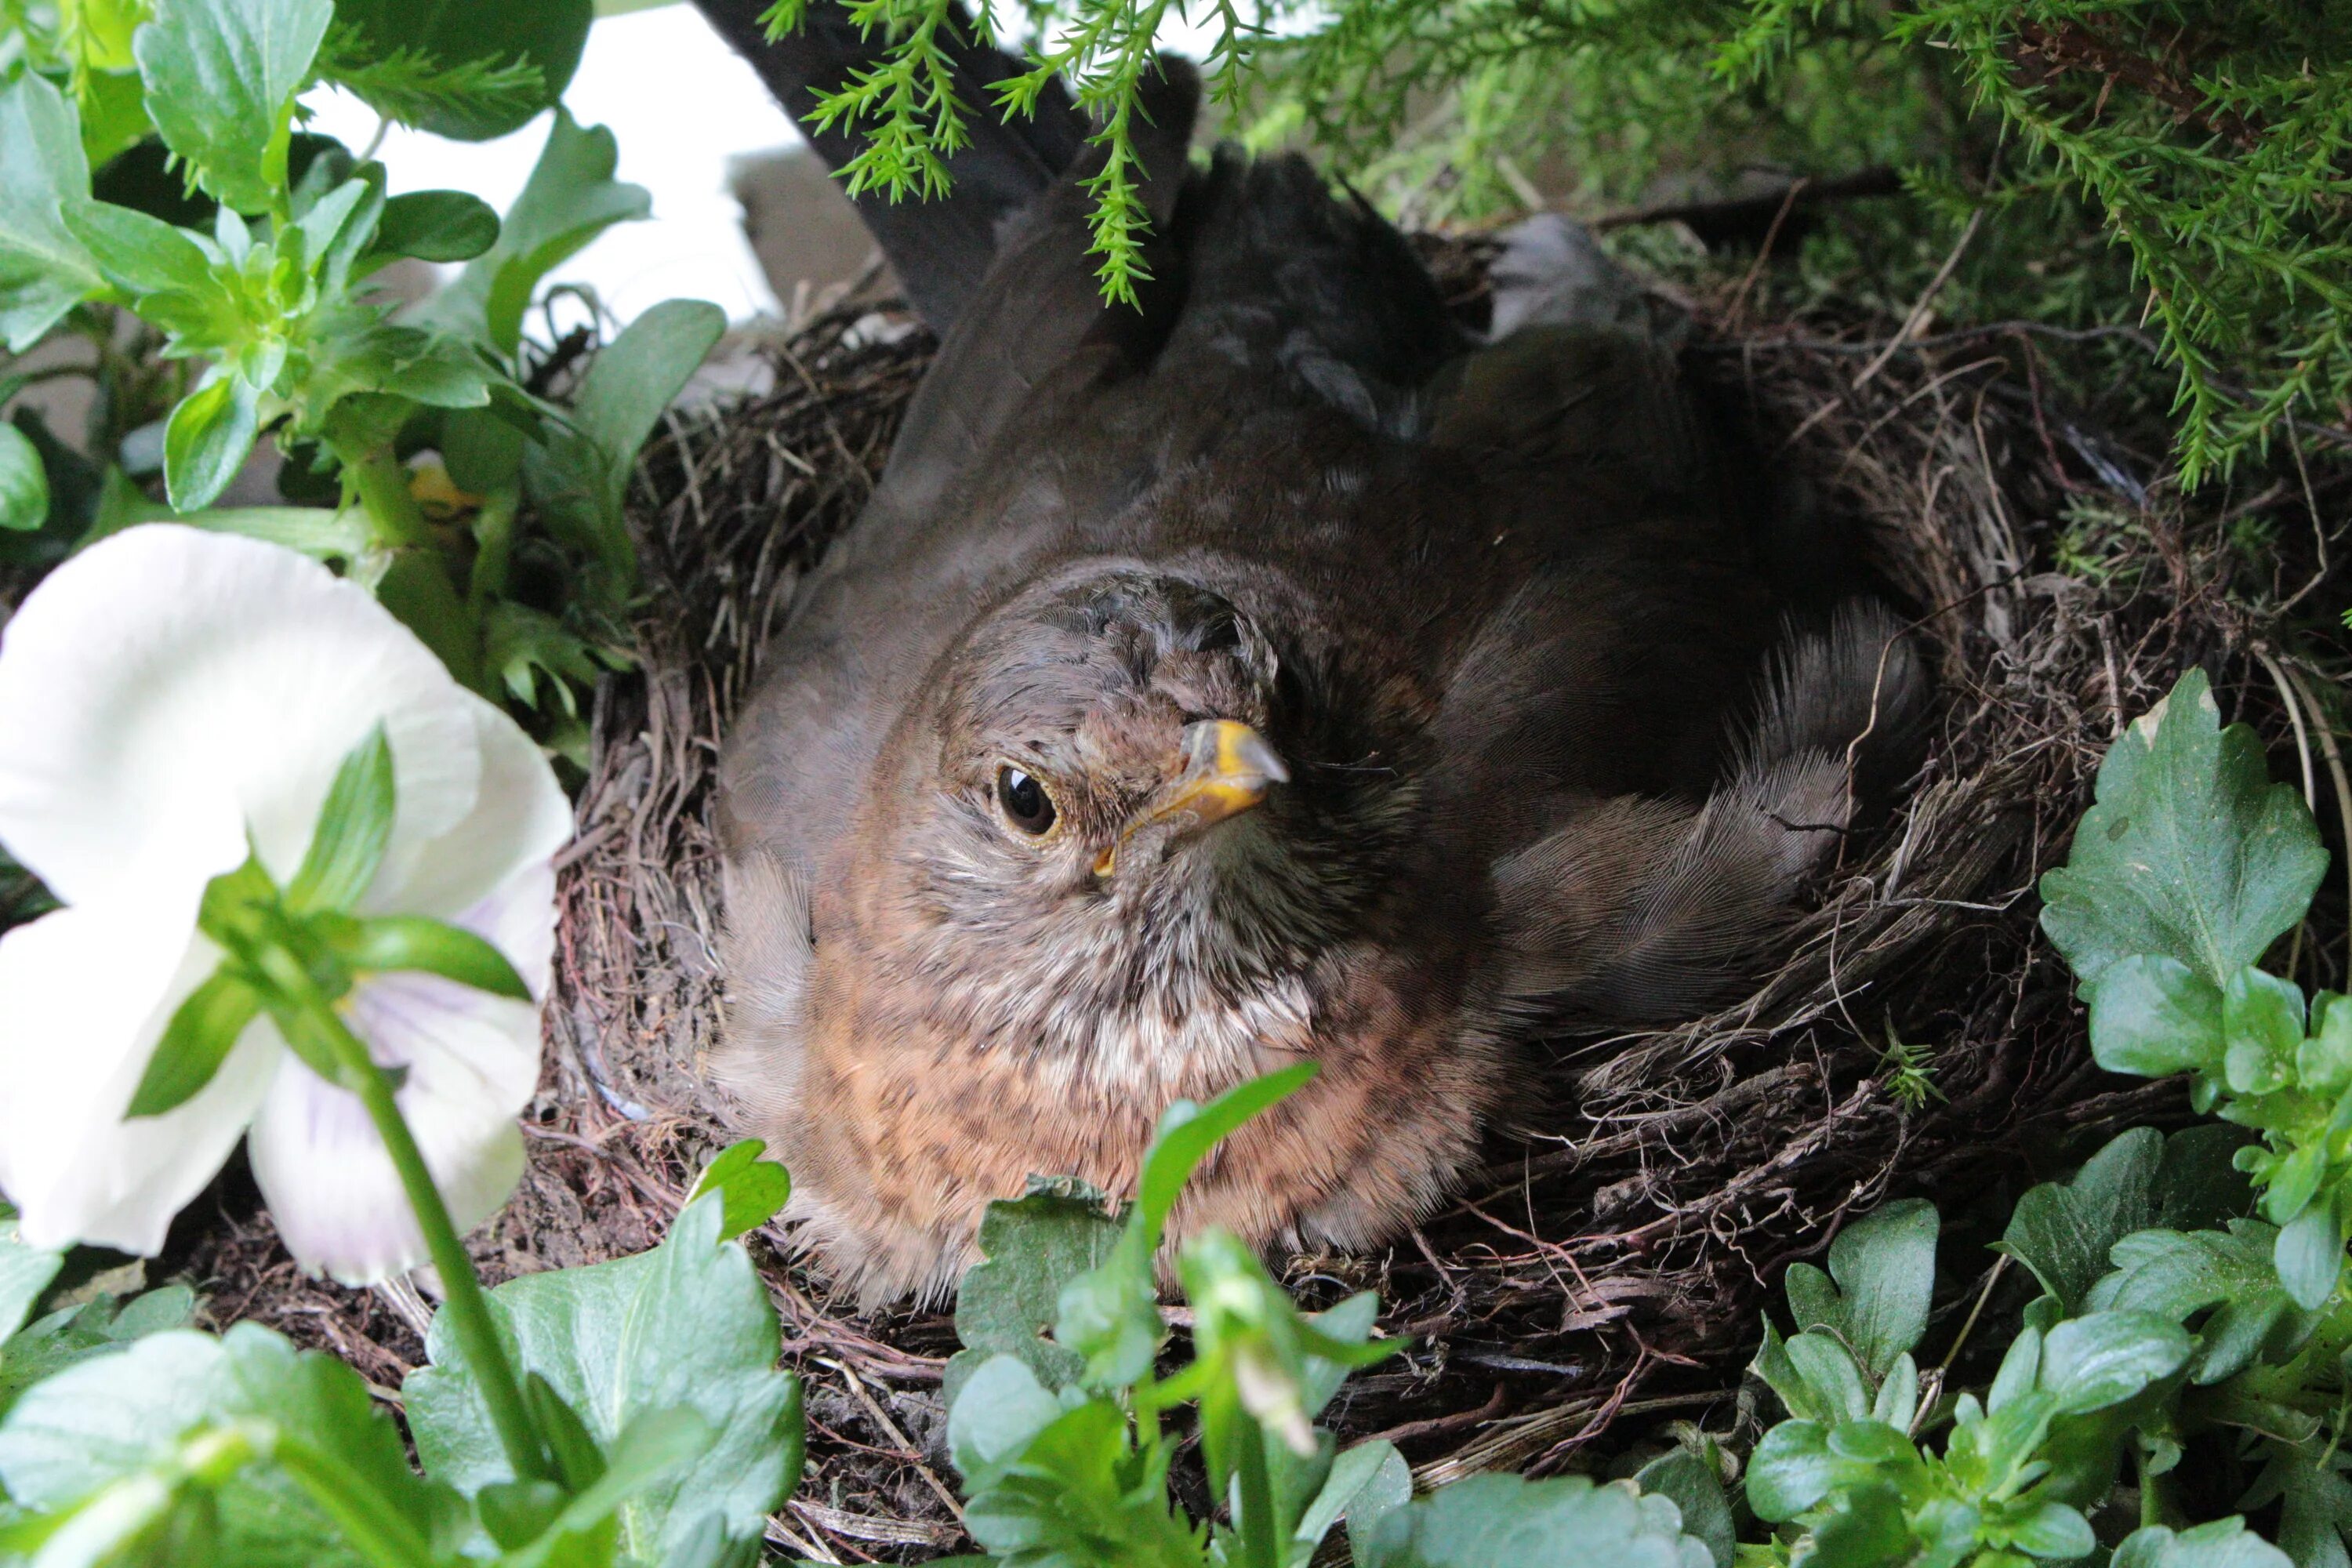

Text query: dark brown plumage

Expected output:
[710,57,1923,1303]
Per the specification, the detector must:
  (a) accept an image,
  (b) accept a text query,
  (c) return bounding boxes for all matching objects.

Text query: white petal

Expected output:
[247,866,549,1283]
[0,884,278,1255]
[372,693,572,924]
[0,526,481,907]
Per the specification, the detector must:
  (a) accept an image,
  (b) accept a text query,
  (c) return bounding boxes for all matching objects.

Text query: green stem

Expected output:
[339,443,434,551]
[305,996,551,1486]
[1236,1416,1279,1568]
[468,484,520,608]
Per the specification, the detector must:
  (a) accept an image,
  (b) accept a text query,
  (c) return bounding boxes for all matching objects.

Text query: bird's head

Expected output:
[845,562,1411,1077]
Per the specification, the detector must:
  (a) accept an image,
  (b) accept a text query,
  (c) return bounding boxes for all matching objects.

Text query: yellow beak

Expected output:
[1094,720,1288,877]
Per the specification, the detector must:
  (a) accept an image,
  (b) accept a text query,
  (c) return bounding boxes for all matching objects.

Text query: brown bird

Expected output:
[705,37,1922,1303]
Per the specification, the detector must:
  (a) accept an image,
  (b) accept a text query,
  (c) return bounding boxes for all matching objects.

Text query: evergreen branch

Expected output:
[312,24,545,133]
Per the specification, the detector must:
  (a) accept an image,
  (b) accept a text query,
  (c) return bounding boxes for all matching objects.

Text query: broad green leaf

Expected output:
[1780,1332,1871,1424]
[2008,1501,2096,1560]
[2113,1519,2295,1568]
[134,0,334,213]
[125,967,264,1117]
[2037,1310,2190,1414]
[2088,956,2225,1080]
[405,1193,801,1563]
[956,1393,1207,1568]
[946,1178,1121,1407]
[524,296,724,590]
[1634,1449,1735,1568]
[1998,1127,2162,1313]
[412,111,648,354]
[2248,1446,2352,1568]
[944,1353,1064,1492]
[0,74,107,350]
[0,1283,199,1422]
[372,189,499,263]
[2274,1203,2343,1311]
[2090,1225,2316,1383]
[1360,1471,1714,1568]
[0,423,48,532]
[1301,1439,1408,1557]
[2041,669,2327,989]
[1780,1198,1936,1378]
[336,914,531,998]
[2224,966,2307,1095]
[162,373,260,511]
[64,199,214,296]
[285,723,394,913]
[0,1323,456,1566]
[683,1140,792,1243]
[328,0,590,140]
[0,1212,62,1351]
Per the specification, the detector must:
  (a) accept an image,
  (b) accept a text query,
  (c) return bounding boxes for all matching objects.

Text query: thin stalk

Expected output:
[468,484,521,607]
[1236,1417,1280,1568]
[339,444,434,551]
[307,996,551,1486]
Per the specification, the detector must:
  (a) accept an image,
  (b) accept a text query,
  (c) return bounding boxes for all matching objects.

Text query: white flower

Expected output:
[0,525,571,1283]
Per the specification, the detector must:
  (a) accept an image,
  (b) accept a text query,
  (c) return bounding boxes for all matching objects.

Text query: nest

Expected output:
[189,242,2352,1562]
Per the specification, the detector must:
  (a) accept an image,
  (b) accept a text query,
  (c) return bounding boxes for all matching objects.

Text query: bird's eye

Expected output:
[995,765,1058,836]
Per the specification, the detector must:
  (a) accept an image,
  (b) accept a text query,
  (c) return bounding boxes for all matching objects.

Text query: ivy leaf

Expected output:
[2112,1519,2295,1568]
[1781,1199,1937,1378]
[0,1323,459,1565]
[0,74,107,350]
[405,1192,802,1563]
[682,1140,792,1243]
[945,1178,1121,1408]
[411,110,649,354]
[2041,668,2327,990]
[1359,1472,1715,1568]
[0,423,49,532]
[134,0,335,214]
[328,0,590,140]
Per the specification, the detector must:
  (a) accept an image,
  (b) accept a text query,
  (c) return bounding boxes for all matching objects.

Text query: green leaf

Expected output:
[683,1140,792,1243]
[1634,1450,1735,1568]
[412,110,649,354]
[327,0,590,140]
[1780,1199,1937,1378]
[0,1283,201,1422]
[162,373,260,511]
[2036,1310,2191,1414]
[134,0,335,213]
[2224,967,2307,1095]
[1998,1127,2163,1313]
[1299,1439,1409,1557]
[945,1353,1064,1492]
[0,423,48,532]
[1780,1332,1872,1424]
[1139,1063,1319,1243]
[2113,1519,2295,1568]
[2274,1203,2343,1311]
[946,1178,1122,1408]
[404,1193,802,1562]
[64,199,215,296]
[336,914,530,998]
[0,1212,63,1352]
[524,296,724,591]
[2041,669,2328,989]
[2088,956,2226,1080]
[125,967,264,1117]
[956,1391,1206,1568]
[0,74,107,350]
[285,723,394,913]
[372,189,499,263]
[0,1323,459,1566]
[1360,1471,1715,1568]
[2090,1225,2315,1383]
[2008,1500,2096,1560]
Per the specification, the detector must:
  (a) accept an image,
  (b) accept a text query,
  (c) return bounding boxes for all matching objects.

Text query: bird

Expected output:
[701,18,1925,1305]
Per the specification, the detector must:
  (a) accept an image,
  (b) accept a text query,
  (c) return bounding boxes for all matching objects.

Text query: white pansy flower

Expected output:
[0,524,571,1283]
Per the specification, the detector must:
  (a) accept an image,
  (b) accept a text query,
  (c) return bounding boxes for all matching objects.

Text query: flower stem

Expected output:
[338,443,434,552]
[1236,1416,1279,1568]
[309,1000,552,1486]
